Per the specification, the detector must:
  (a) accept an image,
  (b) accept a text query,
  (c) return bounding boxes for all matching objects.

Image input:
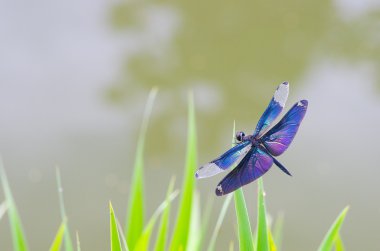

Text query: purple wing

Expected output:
[196,141,251,179]
[261,100,308,156]
[253,82,289,138]
[215,147,273,196]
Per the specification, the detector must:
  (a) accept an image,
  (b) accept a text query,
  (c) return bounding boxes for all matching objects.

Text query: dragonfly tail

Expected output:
[272,157,292,176]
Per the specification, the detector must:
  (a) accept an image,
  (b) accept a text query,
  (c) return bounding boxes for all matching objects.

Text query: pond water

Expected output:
[0,0,379,250]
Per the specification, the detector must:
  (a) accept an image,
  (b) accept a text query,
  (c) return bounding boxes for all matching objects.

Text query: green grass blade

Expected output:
[76,232,81,251]
[110,202,122,251]
[232,121,254,251]
[133,214,158,251]
[256,178,270,251]
[169,92,197,251]
[268,227,277,251]
[153,177,176,251]
[116,220,130,251]
[0,201,7,221]
[0,158,28,251]
[125,88,158,250]
[49,220,66,251]
[56,168,74,251]
[197,196,214,251]
[317,206,349,251]
[135,190,179,251]
[207,193,233,251]
[335,233,345,251]
[272,213,284,251]
[113,207,130,250]
[186,191,201,251]
[233,180,255,251]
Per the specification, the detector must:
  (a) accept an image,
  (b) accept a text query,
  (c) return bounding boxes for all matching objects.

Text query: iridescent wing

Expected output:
[196,141,251,179]
[261,100,308,156]
[253,82,289,138]
[215,147,273,196]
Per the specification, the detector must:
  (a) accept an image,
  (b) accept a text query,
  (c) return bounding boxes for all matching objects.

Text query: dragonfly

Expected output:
[195,82,308,196]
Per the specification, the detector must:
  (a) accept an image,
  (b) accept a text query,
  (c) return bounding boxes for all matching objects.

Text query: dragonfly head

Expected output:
[235,131,245,142]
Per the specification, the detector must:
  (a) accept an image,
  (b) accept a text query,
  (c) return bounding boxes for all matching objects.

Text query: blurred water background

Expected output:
[0,0,380,250]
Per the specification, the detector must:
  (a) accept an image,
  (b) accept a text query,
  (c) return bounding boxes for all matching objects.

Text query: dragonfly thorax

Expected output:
[248,136,260,147]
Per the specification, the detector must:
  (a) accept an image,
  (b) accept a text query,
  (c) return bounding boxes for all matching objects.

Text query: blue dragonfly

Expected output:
[195,82,308,196]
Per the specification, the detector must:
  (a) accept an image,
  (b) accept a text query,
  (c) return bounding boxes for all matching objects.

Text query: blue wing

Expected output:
[253,82,289,138]
[196,141,251,179]
[215,146,273,196]
[261,100,308,156]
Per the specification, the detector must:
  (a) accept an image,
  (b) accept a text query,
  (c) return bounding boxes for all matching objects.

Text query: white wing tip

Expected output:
[195,163,223,179]
[274,82,289,107]
[297,100,308,107]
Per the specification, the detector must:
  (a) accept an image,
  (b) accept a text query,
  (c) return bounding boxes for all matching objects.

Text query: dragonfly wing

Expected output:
[215,147,273,196]
[262,100,308,156]
[196,141,251,179]
[253,82,289,138]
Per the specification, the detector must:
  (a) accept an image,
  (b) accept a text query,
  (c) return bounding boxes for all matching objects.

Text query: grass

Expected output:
[0,90,349,250]
[256,178,270,251]
[169,92,198,251]
[56,168,74,251]
[0,157,28,251]
[318,207,349,251]
[125,88,158,250]
[154,177,176,251]
[231,122,255,251]
[49,220,66,251]
[110,202,123,251]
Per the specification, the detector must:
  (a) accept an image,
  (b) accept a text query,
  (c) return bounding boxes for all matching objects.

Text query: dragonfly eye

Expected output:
[235,131,245,142]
